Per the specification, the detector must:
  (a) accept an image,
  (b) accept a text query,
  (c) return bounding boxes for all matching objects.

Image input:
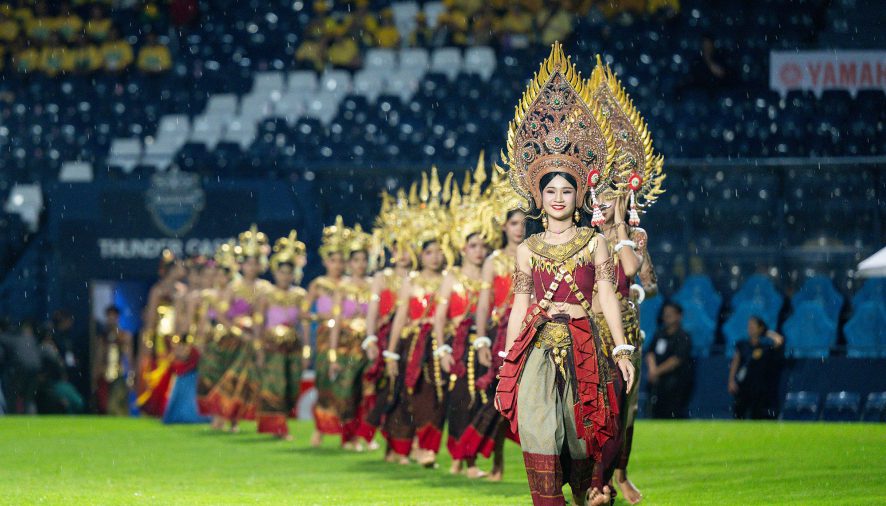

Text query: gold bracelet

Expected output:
[328,349,338,363]
[302,345,311,360]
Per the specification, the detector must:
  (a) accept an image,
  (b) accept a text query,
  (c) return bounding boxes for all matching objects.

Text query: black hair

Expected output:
[748,315,768,334]
[349,249,368,261]
[420,239,438,252]
[105,305,121,315]
[275,261,296,271]
[524,172,595,236]
[660,300,683,317]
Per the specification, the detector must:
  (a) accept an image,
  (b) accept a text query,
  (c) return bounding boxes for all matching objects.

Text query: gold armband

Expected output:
[328,349,338,363]
[302,345,312,360]
[252,312,265,326]
[512,270,533,294]
[595,257,616,285]
[331,304,342,317]
[253,340,263,351]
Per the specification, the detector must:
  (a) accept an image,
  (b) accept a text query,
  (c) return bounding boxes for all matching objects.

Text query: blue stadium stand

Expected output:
[822,391,861,422]
[843,301,886,358]
[783,301,838,359]
[781,391,821,421]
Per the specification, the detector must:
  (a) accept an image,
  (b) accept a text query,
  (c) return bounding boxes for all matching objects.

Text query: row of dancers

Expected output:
[124,43,665,505]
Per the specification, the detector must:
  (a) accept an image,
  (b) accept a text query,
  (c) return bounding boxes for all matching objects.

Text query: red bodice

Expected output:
[531,262,596,304]
[378,288,396,319]
[492,273,512,310]
[615,261,629,298]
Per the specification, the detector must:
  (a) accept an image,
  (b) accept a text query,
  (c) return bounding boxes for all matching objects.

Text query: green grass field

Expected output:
[1,417,884,505]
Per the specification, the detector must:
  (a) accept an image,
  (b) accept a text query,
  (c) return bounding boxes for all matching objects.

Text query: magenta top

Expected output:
[266,305,300,328]
[227,298,253,319]
[341,298,368,319]
[315,294,334,316]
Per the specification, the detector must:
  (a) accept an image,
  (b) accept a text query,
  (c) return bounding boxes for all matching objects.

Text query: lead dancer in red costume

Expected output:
[494,43,636,506]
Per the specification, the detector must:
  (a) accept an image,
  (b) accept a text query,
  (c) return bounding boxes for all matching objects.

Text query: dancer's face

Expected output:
[421,242,444,272]
[349,251,369,277]
[598,189,617,223]
[463,234,489,267]
[323,252,345,277]
[503,211,525,245]
[241,257,260,278]
[541,175,576,222]
[393,244,413,269]
[274,264,294,288]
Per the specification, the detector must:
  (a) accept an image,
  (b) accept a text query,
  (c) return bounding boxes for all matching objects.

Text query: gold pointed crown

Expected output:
[270,230,307,272]
[481,160,525,234]
[342,223,373,258]
[403,166,455,266]
[319,215,347,259]
[214,240,237,271]
[449,151,502,252]
[235,224,270,263]
[503,42,617,223]
[589,55,665,225]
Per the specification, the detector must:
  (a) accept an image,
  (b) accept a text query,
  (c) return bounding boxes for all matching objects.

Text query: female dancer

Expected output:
[459,171,526,481]
[588,56,665,504]
[495,43,635,506]
[196,242,239,428]
[327,225,374,450]
[309,216,348,446]
[255,231,310,440]
[385,168,451,467]
[206,226,272,432]
[138,250,187,417]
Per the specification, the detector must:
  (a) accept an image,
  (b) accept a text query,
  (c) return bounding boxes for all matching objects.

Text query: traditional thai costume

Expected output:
[334,280,373,445]
[493,43,635,505]
[137,294,176,416]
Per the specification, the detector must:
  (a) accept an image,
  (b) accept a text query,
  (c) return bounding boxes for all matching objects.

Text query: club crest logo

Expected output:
[145,169,205,237]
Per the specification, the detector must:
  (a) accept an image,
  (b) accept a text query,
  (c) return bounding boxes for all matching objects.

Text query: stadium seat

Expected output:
[792,275,844,324]
[781,391,821,421]
[365,49,397,71]
[222,120,258,150]
[822,391,861,422]
[384,71,423,103]
[107,138,143,172]
[320,70,353,99]
[464,47,497,81]
[731,274,784,313]
[843,301,886,358]
[205,94,239,118]
[392,2,419,37]
[59,161,93,182]
[353,70,387,103]
[288,71,318,94]
[431,48,463,81]
[189,116,225,150]
[399,48,430,72]
[674,274,722,322]
[423,2,446,28]
[783,301,838,358]
[239,93,273,123]
[681,301,716,356]
[304,92,344,126]
[251,71,286,96]
[861,392,886,422]
[852,278,886,310]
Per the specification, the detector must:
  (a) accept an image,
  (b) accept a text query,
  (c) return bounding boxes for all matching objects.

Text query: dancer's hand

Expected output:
[617,357,635,392]
[385,359,398,379]
[439,352,454,373]
[614,196,627,224]
[365,343,379,361]
[477,347,492,367]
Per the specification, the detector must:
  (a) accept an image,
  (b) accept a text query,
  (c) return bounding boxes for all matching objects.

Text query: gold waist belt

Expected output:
[268,325,297,344]
[535,322,571,375]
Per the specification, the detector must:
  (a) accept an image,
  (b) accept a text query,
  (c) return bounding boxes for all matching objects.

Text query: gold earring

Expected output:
[574,210,580,223]
[541,209,548,229]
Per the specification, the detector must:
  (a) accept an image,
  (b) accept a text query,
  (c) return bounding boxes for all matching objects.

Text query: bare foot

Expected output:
[615,470,642,504]
[465,466,487,479]
[279,434,293,441]
[366,440,380,451]
[450,459,463,475]
[210,417,224,430]
[384,451,397,463]
[229,422,240,434]
[342,441,357,451]
[486,469,503,482]
[310,430,322,447]
[397,456,410,465]
[417,450,437,468]
[587,485,612,506]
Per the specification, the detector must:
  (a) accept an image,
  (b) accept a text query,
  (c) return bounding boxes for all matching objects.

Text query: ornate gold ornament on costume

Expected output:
[270,230,307,274]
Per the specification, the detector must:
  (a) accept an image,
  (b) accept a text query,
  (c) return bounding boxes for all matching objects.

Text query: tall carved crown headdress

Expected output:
[270,230,307,273]
[503,42,617,226]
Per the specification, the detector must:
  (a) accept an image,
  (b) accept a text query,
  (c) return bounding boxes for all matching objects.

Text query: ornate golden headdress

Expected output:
[235,224,270,269]
[589,55,665,225]
[503,42,617,226]
[449,152,502,253]
[214,240,238,271]
[270,230,307,273]
[319,215,347,259]
[343,223,372,257]
[402,166,455,266]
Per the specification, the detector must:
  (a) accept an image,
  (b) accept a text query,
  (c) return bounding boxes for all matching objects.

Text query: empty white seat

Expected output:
[392,2,419,38]
[385,71,422,103]
[252,71,285,94]
[399,47,430,72]
[424,2,445,28]
[157,114,190,137]
[189,116,225,150]
[303,92,343,125]
[431,47,462,80]
[239,93,273,122]
[365,48,397,70]
[354,70,386,102]
[108,138,142,171]
[142,135,179,170]
[274,92,308,124]
[319,70,352,97]
[288,70,318,93]
[59,161,93,182]
[4,183,43,232]
[464,46,497,81]
[205,93,238,117]
[223,119,258,150]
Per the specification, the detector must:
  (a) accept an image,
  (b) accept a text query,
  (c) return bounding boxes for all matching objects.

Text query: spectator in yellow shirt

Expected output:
[26,3,56,43]
[137,32,172,73]
[85,5,111,42]
[372,9,400,48]
[12,40,40,74]
[327,28,361,70]
[408,12,433,47]
[0,12,19,42]
[71,35,101,74]
[56,2,83,42]
[40,35,74,76]
[101,28,133,72]
[295,35,328,73]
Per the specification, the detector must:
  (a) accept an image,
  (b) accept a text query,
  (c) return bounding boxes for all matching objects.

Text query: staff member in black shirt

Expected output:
[645,302,693,419]
[728,316,785,419]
